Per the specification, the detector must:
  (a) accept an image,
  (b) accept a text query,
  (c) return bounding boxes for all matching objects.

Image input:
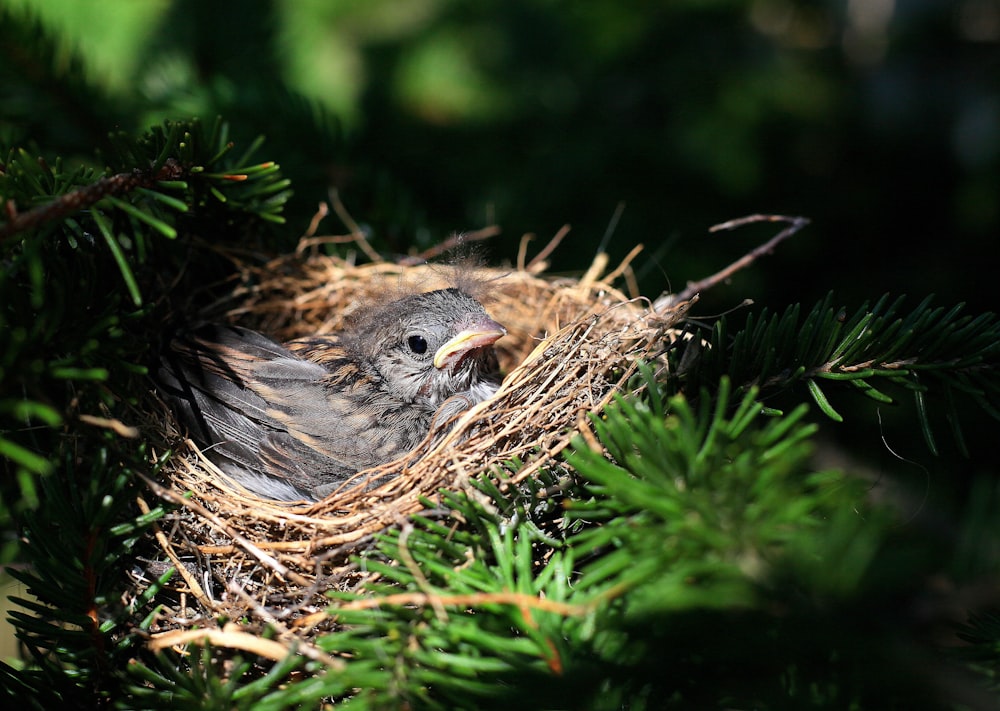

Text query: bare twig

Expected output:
[655,214,810,311]
[136,495,214,609]
[295,232,369,256]
[224,583,346,668]
[602,243,644,286]
[526,224,571,273]
[398,225,501,266]
[78,414,140,438]
[303,201,329,239]
[335,590,591,616]
[516,232,534,272]
[148,624,315,664]
[328,188,384,264]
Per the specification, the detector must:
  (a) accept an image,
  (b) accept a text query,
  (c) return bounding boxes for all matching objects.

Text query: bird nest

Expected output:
[141,235,693,647]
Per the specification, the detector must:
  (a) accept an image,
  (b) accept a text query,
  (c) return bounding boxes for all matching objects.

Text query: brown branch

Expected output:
[602,243,644,285]
[328,188,384,264]
[223,583,347,668]
[0,159,185,241]
[302,201,329,239]
[136,495,215,610]
[526,224,571,273]
[335,590,592,617]
[655,214,810,311]
[148,624,310,663]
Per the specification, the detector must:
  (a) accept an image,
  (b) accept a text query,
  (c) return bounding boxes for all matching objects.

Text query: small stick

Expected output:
[335,590,591,616]
[223,583,346,668]
[136,495,214,609]
[139,471,313,588]
[295,233,368,256]
[656,214,809,311]
[397,225,501,266]
[303,201,329,239]
[328,188,384,264]
[602,243,644,286]
[526,224,571,273]
[516,232,534,272]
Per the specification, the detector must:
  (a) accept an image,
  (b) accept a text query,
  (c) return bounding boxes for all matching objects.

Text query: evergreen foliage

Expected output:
[670,293,1000,454]
[0,117,290,521]
[1,4,999,709]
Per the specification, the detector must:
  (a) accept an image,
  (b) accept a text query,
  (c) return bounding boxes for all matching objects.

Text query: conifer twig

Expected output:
[397,522,448,622]
[0,159,185,241]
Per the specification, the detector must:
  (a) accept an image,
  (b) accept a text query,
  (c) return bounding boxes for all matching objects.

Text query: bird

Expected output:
[158,287,506,501]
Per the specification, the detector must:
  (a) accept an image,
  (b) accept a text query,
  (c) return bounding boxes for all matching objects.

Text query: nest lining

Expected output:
[146,246,691,636]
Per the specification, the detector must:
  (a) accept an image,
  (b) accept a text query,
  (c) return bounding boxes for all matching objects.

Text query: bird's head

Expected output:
[358,288,506,407]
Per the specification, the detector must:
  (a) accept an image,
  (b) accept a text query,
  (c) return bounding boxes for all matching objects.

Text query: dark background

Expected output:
[5,0,997,310]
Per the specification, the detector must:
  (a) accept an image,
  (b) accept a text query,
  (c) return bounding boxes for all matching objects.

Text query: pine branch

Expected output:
[3,444,172,706]
[564,376,872,603]
[0,159,186,242]
[0,119,294,705]
[236,376,924,709]
[955,611,1000,693]
[0,118,292,518]
[670,293,1000,451]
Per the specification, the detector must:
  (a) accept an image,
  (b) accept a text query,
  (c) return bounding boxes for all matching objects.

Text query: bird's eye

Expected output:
[407,334,428,354]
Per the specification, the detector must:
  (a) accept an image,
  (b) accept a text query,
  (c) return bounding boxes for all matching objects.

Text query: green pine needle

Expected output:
[670,293,1000,450]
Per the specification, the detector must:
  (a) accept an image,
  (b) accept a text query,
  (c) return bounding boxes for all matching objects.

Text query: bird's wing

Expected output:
[160,325,340,498]
[160,325,429,500]
[261,337,431,471]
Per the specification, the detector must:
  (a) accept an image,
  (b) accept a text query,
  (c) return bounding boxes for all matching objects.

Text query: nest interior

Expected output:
[145,246,690,638]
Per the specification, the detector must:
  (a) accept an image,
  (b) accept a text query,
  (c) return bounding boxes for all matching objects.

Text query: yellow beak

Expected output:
[433,324,506,369]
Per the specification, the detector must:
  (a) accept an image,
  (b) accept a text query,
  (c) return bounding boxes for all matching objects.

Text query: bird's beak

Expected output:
[433,319,506,369]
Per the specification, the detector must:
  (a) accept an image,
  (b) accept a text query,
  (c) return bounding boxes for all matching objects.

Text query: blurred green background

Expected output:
[3,0,997,312]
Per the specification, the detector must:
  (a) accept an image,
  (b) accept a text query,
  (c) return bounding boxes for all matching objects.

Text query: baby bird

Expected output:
[159,288,505,501]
